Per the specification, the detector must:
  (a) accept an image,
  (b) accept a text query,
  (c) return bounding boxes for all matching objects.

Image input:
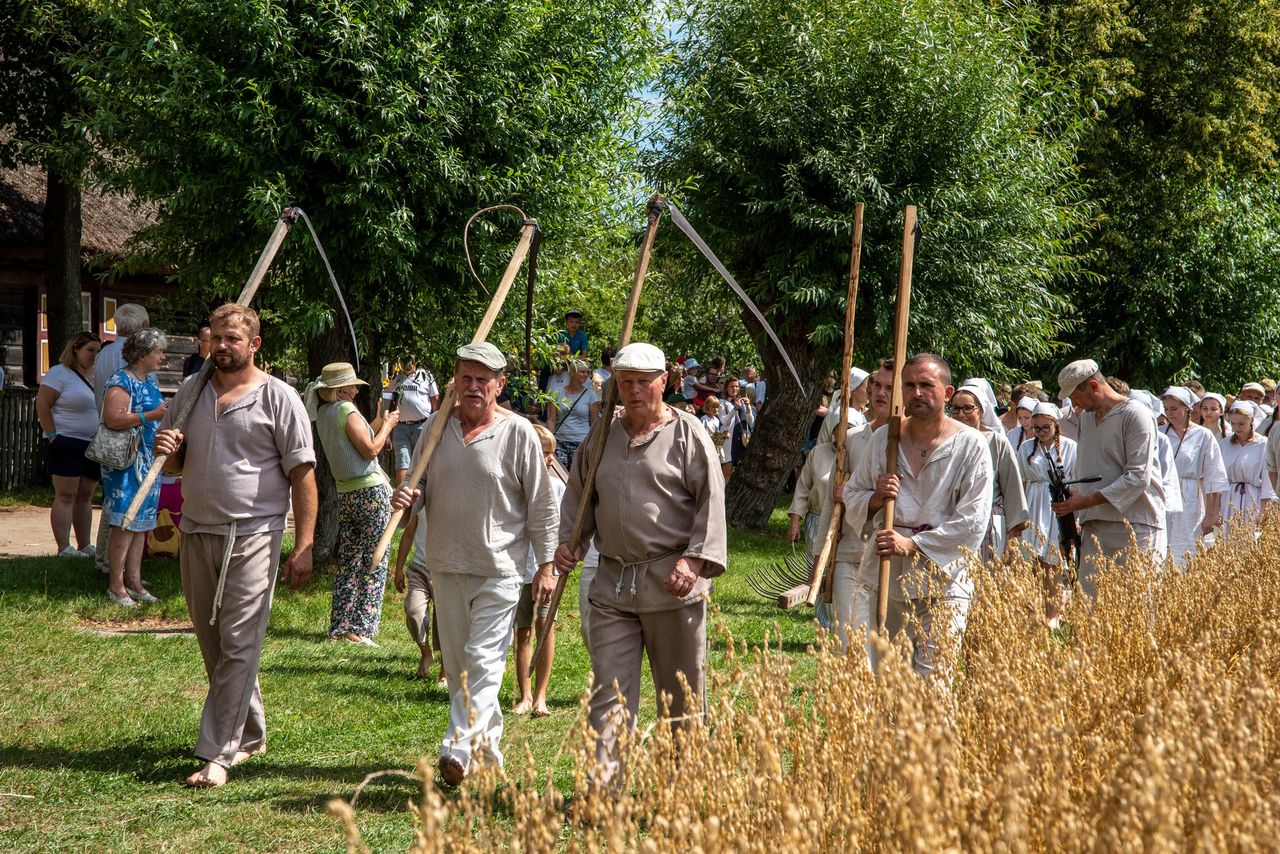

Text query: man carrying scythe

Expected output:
[533,342,726,787]
[842,354,992,677]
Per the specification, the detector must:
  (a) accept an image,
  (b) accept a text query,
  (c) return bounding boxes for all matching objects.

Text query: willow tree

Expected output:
[70,0,659,560]
[651,0,1091,527]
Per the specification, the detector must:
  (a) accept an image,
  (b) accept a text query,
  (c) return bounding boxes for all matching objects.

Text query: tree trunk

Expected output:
[306,323,356,567]
[43,168,83,354]
[724,320,825,529]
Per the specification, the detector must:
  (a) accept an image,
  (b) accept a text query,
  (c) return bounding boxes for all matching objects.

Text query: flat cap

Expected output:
[1057,358,1100,400]
[612,342,667,372]
[456,341,507,371]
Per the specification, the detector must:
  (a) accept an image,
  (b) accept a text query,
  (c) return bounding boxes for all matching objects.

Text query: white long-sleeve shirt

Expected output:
[844,424,993,602]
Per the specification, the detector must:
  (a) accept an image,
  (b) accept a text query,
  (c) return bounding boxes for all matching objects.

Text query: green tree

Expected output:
[0,1,98,360]
[1028,0,1280,387]
[71,0,658,559]
[654,0,1090,526]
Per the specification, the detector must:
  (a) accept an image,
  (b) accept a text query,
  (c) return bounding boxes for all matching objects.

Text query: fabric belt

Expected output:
[604,546,687,597]
[400,418,427,426]
[210,520,237,625]
[894,523,935,535]
[1231,481,1251,497]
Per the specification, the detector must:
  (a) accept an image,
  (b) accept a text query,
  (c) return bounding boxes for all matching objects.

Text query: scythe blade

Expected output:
[660,197,804,391]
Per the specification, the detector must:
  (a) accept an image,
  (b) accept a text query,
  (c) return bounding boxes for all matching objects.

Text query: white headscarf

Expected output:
[1127,389,1163,420]
[1031,401,1060,420]
[1016,396,1039,413]
[1161,386,1196,411]
[1203,392,1227,412]
[1229,399,1266,431]
[959,378,1001,431]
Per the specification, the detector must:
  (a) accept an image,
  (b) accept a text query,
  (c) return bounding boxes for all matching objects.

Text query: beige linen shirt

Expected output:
[411,410,557,579]
[1075,400,1165,527]
[790,441,836,519]
[164,375,315,535]
[560,406,727,613]
[811,423,875,564]
[844,424,993,602]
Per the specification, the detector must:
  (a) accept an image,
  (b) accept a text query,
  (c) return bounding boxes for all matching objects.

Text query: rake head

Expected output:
[746,551,813,601]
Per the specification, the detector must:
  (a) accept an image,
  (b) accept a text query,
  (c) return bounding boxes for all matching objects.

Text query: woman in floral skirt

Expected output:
[307,362,398,646]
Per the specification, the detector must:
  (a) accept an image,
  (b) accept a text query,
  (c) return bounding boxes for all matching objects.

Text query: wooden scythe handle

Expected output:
[119,209,299,530]
[806,202,864,607]
[370,220,539,570]
[877,205,917,634]
[534,198,663,662]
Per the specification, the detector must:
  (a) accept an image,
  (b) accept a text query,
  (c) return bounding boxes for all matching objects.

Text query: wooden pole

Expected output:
[534,197,663,663]
[876,205,917,633]
[370,220,539,570]
[119,208,298,529]
[806,203,864,607]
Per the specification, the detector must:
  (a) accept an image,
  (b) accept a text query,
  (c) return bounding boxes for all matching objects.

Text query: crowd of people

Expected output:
[33,297,1280,792]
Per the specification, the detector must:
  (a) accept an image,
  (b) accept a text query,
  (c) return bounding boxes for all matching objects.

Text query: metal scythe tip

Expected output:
[282,207,301,225]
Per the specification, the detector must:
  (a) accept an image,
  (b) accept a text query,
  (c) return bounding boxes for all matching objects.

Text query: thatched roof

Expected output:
[0,163,155,257]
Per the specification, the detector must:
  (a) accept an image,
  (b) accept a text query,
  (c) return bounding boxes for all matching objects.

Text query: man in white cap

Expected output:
[1051,359,1164,598]
[390,341,558,786]
[1238,382,1266,406]
[536,341,726,786]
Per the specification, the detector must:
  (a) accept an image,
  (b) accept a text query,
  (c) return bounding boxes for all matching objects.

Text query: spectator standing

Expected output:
[546,359,601,468]
[101,328,170,606]
[692,355,726,409]
[91,303,151,573]
[594,347,616,390]
[512,424,564,718]
[719,377,755,479]
[680,359,700,400]
[307,362,398,646]
[37,331,103,557]
[388,360,440,485]
[183,325,212,378]
[557,309,589,357]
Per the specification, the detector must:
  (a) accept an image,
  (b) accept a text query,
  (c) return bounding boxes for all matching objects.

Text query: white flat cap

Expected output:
[456,342,507,371]
[613,342,666,372]
[1241,381,1266,395]
[1057,359,1100,399]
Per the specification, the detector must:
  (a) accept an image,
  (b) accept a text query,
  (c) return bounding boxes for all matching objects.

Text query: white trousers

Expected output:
[432,572,521,771]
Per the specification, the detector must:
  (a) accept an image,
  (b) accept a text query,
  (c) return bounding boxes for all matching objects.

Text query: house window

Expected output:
[35,290,94,380]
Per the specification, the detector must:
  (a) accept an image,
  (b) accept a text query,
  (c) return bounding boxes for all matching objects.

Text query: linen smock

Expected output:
[1017,435,1079,564]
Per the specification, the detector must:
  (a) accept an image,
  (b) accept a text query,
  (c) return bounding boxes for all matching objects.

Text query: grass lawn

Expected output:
[0,507,813,852]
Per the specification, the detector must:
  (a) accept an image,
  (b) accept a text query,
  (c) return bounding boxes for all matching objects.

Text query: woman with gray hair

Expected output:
[101,327,170,606]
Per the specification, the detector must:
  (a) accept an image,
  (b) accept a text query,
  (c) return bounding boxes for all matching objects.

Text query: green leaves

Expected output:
[653,0,1089,382]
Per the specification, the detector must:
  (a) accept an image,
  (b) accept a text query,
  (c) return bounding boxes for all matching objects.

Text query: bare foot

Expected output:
[185,761,228,788]
[416,653,433,680]
[231,743,266,767]
[513,698,533,715]
[532,703,551,718]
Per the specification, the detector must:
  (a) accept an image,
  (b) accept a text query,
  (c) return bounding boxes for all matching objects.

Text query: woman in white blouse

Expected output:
[1220,400,1276,527]
[1160,387,1228,566]
[36,332,103,557]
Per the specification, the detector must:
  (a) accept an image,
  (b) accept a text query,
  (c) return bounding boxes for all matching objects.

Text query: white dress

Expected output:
[1219,435,1276,525]
[1016,436,1078,564]
[1160,423,1228,567]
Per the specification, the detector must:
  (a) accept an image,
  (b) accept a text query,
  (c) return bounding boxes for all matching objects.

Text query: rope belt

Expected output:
[607,546,686,597]
[210,520,237,626]
[1231,481,1251,498]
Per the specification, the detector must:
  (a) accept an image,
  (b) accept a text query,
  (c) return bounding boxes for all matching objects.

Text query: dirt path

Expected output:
[0,505,99,558]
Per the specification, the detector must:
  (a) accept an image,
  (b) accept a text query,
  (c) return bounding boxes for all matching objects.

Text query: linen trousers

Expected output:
[432,571,521,771]
[847,580,970,679]
[181,529,282,768]
[1078,520,1159,601]
[586,599,706,782]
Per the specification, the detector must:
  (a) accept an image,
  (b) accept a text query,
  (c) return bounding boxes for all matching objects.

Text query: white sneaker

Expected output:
[79,544,97,557]
[107,589,138,607]
[58,546,84,558]
[128,588,159,604]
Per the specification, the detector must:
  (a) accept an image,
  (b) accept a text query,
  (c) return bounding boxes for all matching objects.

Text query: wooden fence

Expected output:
[0,388,47,491]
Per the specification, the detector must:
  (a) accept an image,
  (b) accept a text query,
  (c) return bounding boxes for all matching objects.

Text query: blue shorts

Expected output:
[392,420,426,472]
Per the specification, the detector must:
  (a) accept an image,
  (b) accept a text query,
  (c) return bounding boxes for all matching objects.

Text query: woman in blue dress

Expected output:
[101,328,169,607]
